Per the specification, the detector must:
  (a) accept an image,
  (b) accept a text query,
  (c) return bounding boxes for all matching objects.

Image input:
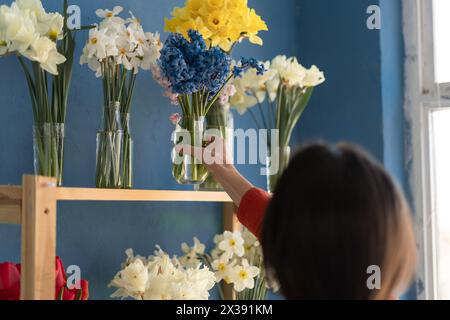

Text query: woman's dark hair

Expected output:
[261,143,416,300]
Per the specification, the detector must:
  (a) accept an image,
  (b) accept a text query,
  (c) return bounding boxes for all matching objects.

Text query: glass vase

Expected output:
[96,102,123,189]
[33,123,65,186]
[196,102,234,191]
[266,145,291,193]
[172,116,209,185]
[121,113,133,189]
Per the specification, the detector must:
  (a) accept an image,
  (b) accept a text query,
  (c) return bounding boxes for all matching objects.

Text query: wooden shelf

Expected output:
[0,175,238,300]
[54,187,232,202]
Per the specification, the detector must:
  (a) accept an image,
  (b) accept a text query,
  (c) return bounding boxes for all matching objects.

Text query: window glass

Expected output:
[433,0,450,83]
[430,109,450,299]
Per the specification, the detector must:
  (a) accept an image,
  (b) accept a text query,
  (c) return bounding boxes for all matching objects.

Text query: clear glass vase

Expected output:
[121,113,133,189]
[266,145,291,193]
[172,116,209,185]
[33,123,65,186]
[195,102,234,191]
[96,102,123,189]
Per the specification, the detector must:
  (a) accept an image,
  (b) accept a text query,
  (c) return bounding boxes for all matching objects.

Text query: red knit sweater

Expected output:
[236,188,271,238]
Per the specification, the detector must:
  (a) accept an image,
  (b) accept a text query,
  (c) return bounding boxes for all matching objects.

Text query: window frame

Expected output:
[403,0,450,300]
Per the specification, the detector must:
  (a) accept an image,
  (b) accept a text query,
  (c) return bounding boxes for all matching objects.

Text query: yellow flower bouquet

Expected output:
[165,0,268,52]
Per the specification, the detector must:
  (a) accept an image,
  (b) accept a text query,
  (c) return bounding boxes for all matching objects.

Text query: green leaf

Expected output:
[17,56,38,122]
[58,287,64,300]
[75,288,83,300]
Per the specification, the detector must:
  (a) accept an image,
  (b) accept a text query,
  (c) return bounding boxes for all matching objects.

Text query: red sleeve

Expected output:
[237,188,271,238]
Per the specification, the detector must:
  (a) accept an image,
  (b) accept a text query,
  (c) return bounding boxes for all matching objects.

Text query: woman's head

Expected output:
[262,142,416,300]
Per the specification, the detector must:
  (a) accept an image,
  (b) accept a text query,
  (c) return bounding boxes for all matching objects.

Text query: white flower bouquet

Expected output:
[80,6,162,189]
[180,229,278,300]
[0,0,82,186]
[110,229,277,300]
[230,55,326,192]
[109,247,216,300]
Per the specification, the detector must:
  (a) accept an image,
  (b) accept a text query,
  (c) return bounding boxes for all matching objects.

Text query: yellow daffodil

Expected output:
[186,0,204,15]
[205,10,229,31]
[205,0,227,10]
[164,0,268,51]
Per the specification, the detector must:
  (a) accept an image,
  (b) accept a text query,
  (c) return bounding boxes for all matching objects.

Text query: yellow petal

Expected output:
[249,34,263,46]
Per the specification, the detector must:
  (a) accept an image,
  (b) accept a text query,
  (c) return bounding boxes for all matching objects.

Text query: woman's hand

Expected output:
[175,135,254,206]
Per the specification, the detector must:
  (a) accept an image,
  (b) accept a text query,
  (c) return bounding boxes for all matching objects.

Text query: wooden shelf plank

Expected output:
[0,186,22,224]
[54,188,232,203]
[0,205,21,224]
[0,186,22,203]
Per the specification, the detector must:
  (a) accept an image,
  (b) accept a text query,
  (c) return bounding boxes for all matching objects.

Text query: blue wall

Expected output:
[295,0,415,299]
[0,0,302,299]
[295,0,384,160]
[295,0,406,185]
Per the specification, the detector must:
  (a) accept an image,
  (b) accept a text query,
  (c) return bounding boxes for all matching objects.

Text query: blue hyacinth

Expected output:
[159,30,231,96]
[159,30,266,97]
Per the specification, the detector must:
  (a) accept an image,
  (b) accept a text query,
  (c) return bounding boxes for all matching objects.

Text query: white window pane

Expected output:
[433,0,450,83]
[431,109,450,299]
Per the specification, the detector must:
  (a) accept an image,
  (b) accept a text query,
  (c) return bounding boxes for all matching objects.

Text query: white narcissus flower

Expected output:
[38,12,64,41]
[303,65,326,87]
[96,6,123,20]
[218,231,245,258]
[271,55,307,87]
[15,0,46,20]
[141,32,162,70]
[16,0,62,40]
[108,247,217,301]
[80,8,162,77]
[109,258,148,299]
[23,36,66,75]
[82,27,112,60]
[0,3,38,54]
[115,36,133,70]
[212,257,235,284]
[229,60,275,115]
[231,259,260,292]
[79,47,102,76]
[242,228,260,256]
[179,237,206,268]
[214,234,224,244]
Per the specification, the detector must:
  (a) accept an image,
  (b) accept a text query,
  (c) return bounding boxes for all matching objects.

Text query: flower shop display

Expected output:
[180,229,278,300]
[0,256,89,300]
[109,247,216,300]
[80,6,162,189]
[0,0,80,186]
[159,0,267,187]
[154,29,264,185]
[230,55,325,192]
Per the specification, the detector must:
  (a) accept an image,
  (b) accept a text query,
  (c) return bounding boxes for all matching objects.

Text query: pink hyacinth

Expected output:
[151,65,171,89]
[165,91,179,106]
[151,65,179,105]
[218,83,237,105]
[169,113,182,125]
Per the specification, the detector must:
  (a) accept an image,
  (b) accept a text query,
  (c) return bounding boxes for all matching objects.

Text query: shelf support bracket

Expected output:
[20,175,57,300]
